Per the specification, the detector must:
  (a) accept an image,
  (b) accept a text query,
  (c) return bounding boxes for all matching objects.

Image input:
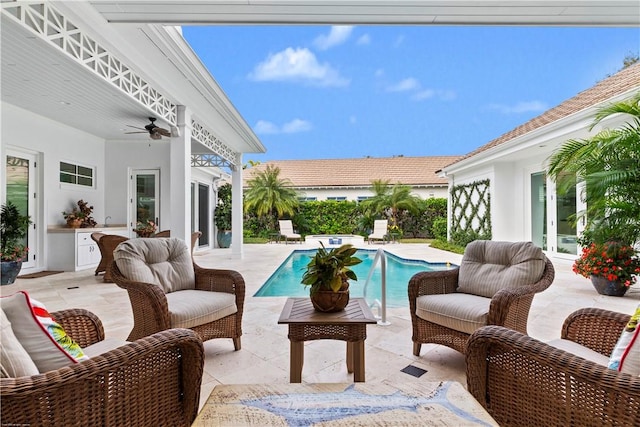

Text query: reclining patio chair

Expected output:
[409,240,554,355]
[368,219,388,244]
[466,307,640,426]
[278,220,302,244]
[92,232,129,282]
[1,293,204,427]
[110,237,244,349]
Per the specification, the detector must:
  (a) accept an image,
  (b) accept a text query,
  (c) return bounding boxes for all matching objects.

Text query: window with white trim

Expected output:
[60,161,94,188]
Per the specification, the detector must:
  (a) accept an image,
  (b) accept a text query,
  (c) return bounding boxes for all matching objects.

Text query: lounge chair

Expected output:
[110,237,245,349]
[409,240,554,355]
[368,219,388,244]
[466,308,640,426]
[278,220,302,244]
[0,299,204,427]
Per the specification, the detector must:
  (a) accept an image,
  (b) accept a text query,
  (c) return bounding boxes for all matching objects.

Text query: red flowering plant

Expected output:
[573,241,640,287]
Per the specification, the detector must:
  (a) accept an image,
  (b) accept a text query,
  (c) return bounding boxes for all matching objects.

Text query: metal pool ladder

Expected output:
[363,248,391,326]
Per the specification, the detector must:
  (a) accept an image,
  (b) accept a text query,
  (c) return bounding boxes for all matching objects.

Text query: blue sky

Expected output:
[182,26,639,162]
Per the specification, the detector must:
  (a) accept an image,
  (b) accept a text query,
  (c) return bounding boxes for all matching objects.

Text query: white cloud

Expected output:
[356,34,371,45]
[249,47,349,87]
[282,119,312,133]
[254,120,279,134]
[254,118,312,135]
[386,77,420,92]
[413,89,457,101]
[486,100,548,114]
[313,26,354,50]
[412,89,435,100]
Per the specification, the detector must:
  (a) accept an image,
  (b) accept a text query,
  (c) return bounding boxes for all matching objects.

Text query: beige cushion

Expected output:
[416,293,491,335]
[82,338,129,357]
[457,240,545,298]
[0,292,83,373]
[0,308,38,378]
[114,237,195,293]
[165,290,237,329]
[546,339,610,366]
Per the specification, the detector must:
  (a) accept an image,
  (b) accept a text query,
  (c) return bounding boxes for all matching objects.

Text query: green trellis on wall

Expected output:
[450,179,492,246]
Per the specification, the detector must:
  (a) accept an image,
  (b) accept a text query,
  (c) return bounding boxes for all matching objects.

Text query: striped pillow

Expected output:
[608,304,640,375]
[457,240,545,298]
[114,237,195,293]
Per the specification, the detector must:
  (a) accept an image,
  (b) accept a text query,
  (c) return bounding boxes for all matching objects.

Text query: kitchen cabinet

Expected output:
[47,226,129,272]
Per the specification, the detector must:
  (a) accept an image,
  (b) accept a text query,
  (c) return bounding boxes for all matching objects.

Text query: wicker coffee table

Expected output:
[278,297,377,383]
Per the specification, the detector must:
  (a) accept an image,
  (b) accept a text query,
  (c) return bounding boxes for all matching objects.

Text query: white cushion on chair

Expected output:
[546,339,610,367]
[114,237,195,293]
[416,293,491,335]
[166,290,237,329]
[457,240,545,298]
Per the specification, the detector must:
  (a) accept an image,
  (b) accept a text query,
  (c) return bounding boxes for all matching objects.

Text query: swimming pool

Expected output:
[254,249,457,307]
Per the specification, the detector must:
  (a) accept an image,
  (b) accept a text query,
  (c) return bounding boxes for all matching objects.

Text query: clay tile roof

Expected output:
[243,156,463,188]
[445,62,640,168]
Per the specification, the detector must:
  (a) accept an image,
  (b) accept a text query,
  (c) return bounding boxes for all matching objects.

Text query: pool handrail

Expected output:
[363,248,390,326]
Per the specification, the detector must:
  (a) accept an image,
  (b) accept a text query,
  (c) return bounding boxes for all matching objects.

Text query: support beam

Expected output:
[231,153,244,259]
[171,105,192,245]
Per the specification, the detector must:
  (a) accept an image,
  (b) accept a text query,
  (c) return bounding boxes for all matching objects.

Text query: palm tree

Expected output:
[547,92,640,245]
[362,179,420,228]
[244,165,300,229]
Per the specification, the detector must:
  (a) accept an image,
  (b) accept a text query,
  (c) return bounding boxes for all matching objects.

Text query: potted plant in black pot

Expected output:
[1,201,32,285]
[214,183,232,248]
[301,243,362,312]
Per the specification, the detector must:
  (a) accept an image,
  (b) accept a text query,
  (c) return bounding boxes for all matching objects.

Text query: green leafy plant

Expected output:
[301,243,362,294]
[573,241,640,287]
[214,183,232,231]
[62,199,97,228]
[1,201,32,262]
[133,219,157,236]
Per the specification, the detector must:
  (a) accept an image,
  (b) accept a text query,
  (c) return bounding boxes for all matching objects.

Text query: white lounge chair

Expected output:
[368,219,388,244]
[278,220,302,244]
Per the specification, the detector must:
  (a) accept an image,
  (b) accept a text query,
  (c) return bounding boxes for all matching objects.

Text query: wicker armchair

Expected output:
[92,232,129,282]
[110,238,245,349]
[466,308,640,426]
[1,308,204,427]
[409,240,555,355]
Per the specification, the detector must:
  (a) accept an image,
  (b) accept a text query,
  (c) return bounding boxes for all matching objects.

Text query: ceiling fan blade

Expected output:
[150,132,162,140]
[156,127,171,137]
[124,131,148,134]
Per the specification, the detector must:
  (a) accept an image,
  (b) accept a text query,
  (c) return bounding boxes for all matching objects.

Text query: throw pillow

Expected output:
[0,291,87,373]
[0,308,39,378]
[608,304,640,375]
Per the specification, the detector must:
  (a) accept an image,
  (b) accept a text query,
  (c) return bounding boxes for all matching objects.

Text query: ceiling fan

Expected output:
[125,117,172,140]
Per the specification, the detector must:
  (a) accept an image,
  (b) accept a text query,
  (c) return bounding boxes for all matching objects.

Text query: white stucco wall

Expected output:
[106,141,170,231]
[2,103,106,227]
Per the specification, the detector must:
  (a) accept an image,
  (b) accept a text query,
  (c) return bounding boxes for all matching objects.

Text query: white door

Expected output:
[4,150,38,269]
[130,170,160,232]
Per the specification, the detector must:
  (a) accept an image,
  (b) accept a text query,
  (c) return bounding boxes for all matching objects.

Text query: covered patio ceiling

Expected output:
[90,1,639,26]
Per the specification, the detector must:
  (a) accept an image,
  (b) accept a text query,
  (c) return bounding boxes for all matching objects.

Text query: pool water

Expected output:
[253,249,457,307]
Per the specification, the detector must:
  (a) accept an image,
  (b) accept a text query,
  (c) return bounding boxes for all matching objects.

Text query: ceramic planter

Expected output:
[1,260,22,285]
[590,275,629,297]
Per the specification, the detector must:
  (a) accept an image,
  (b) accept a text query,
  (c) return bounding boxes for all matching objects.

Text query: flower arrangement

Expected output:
[573,241,640,287]
[63,199,97,228]
[134,219,157,237]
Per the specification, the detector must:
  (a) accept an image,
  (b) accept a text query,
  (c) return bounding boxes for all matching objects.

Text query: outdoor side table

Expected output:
[278,297,377,383]
[268,232,281,244]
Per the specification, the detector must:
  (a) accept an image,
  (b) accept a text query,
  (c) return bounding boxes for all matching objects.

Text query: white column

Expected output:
[170,105,192,244]
[231,152,244,259]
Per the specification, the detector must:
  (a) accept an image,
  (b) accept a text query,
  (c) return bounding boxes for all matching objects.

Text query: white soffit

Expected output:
[90,1,640,26]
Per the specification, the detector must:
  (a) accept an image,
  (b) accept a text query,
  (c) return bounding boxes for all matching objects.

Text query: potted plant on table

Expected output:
[301,243,362,312]
[63,199,97,228]
[1,201,32,285]
[573,240,640,297]
[214,183,232,248]
[133,219,157,238]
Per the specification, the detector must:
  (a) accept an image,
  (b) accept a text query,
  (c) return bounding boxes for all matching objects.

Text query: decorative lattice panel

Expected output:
[191,120,238,168]
[2,2,177,124]
[450,179,492,245]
